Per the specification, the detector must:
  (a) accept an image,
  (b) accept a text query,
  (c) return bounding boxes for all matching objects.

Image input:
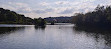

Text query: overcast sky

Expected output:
[0,0,111,18]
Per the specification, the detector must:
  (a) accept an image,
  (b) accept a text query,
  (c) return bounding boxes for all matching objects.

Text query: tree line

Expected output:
[72,5,111,28]
[44,17,72,23]
[0,8,46,26]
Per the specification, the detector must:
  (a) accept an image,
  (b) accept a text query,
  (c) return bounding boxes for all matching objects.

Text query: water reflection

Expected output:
[0,27,25,34]
[0,25,110,49]
[34,26,46,30]
[74,26,111,48]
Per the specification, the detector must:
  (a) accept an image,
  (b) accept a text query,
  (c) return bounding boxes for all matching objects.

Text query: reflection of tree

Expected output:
[0,27,24,34]
[74,26,111,47]
[34,25,46,30]
[74,26,111,33]
[104,33,111,47]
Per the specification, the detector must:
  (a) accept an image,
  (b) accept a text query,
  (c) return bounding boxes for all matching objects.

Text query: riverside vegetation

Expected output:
[0,8,46,26]
[72,5,111,28]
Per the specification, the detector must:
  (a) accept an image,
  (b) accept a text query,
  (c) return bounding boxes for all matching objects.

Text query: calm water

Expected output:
[0,24,111,49]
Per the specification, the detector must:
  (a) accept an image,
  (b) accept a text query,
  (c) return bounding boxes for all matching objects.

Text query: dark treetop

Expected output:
[0,8,46,26]
[72,5,111,28]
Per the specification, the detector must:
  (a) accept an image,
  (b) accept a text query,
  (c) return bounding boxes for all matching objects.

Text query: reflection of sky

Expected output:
[0,0,110,18]
[0,25,110,49]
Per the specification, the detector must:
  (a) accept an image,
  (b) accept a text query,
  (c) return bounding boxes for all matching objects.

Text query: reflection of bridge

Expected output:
[46,23,72,25]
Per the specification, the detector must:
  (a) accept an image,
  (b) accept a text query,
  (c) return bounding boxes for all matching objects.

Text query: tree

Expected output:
[72,5,111,28]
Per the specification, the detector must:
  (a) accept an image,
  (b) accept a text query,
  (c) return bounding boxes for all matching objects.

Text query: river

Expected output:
[0,24,110,49]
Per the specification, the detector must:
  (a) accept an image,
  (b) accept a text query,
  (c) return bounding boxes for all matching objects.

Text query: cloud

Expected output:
[57,1,96,14]
[16,7,32,13]
[8,2,28,6]
[54,0,96,14]
[0,0,111,18]
[58,8,74,14]
[7,2,33,13]
[34,8,55,14]
[39,2,49,6]
[0,4,16,11]
[8,2,29,9]
[79,0,96,2]
[45,8,55,12]
[55,1,69,5]
[35,10,46,14]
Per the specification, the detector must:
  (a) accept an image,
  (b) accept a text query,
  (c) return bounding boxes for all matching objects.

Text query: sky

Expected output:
[0,0,111,18]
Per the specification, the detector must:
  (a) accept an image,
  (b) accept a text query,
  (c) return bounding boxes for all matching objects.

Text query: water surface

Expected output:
[0,24,111,49]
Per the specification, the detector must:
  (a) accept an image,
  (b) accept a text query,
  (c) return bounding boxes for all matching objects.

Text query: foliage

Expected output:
[72,5,111,28]
[0,8,46,26]
[34,17,46,26]
[44,17,72,23]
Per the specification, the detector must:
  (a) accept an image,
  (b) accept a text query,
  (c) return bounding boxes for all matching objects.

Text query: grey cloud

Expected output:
[45,8,54,12]
[17,8,55,14]
[16,10,31,13]
[58,8,74,14]
[55,1,69,5]
[35,10,46,14]
[15,7,32,13]
[35,8,55,14]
